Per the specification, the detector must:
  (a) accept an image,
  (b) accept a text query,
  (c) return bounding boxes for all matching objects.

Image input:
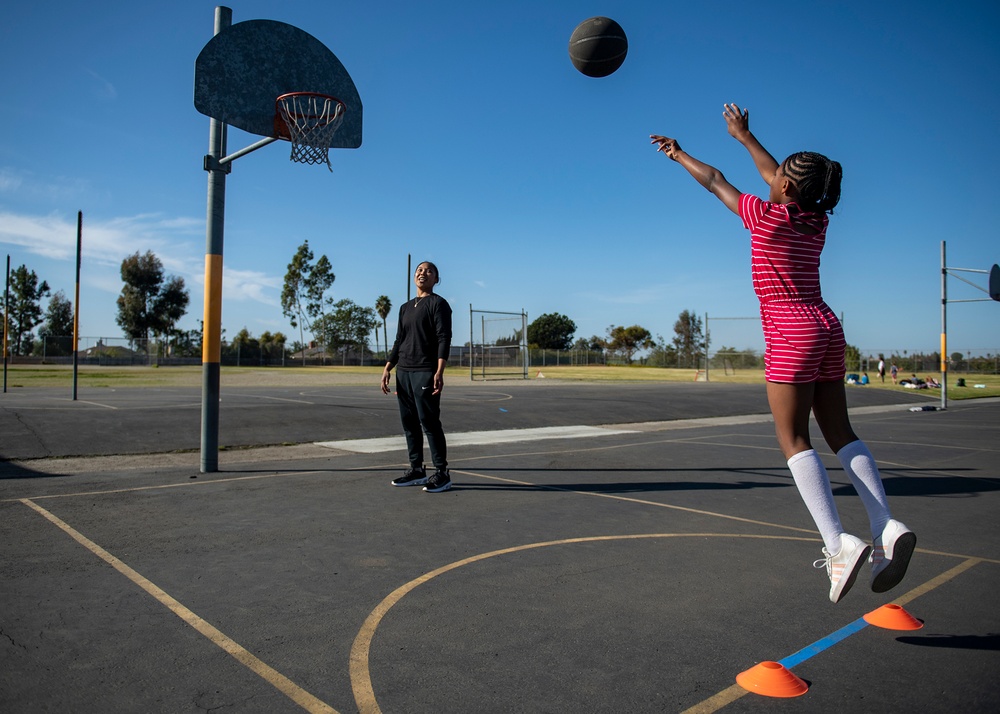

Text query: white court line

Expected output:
[314,402,930,454]
[316,425,639,453]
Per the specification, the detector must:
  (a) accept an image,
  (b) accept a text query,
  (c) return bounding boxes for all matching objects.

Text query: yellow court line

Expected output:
[348,528,989,714]
[889,557,984,606]
[680,556,987,714]
[2,470,327,503]
[349,533,818,714]
[19,498,340,714]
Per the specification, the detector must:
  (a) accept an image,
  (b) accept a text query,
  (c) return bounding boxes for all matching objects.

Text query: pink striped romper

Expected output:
[739,193,846,384]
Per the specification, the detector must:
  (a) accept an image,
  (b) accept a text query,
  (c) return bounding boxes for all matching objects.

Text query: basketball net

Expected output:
[275,93,345,172]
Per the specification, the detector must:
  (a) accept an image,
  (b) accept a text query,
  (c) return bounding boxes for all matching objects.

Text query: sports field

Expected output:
[3,363,998,398]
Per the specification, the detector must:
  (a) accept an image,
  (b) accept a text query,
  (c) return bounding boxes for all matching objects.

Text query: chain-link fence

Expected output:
[8,336,998,376]
[9,336,193,366]
[856,353,1000,376]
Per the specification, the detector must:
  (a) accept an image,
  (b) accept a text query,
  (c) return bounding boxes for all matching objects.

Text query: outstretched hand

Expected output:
[723,103,750,141]
[650,134,682,160]
[723,102,779,184]
[649,128,741,216]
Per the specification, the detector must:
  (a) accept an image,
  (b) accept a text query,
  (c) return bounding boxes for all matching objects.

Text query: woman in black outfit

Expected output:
[381,261,453,492]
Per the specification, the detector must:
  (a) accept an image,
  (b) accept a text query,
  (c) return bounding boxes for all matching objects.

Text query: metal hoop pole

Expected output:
[200,5,232,473]
[218,136,279,166]
[72,211,81,401]
[2,255,8,394]
[941,241,947,410]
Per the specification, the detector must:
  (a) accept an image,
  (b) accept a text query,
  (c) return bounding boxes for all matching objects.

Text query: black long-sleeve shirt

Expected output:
[388,293,452,371]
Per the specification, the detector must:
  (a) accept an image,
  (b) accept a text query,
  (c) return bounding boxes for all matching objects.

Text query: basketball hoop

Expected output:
[274,92,346,171]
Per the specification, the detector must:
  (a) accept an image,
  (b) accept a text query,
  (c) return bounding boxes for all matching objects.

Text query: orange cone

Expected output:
[736,661,808,697]
[864,604,923,630]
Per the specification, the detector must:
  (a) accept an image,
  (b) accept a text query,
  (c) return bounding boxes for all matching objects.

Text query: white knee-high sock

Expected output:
[787,449,844,553]
[836,440,892,540]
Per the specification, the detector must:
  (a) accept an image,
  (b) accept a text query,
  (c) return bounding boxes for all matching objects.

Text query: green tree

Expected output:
[36,290,75,356]
[169,327,203,358]
[260,331,287,363]
[845,343,861,372]
[375,295,392,359]
[527,313,577,350]
[281,241,337,352]
[7,264,50,355]
[155,276,190,345]
[672,310,705,368]
[574,335,607,352]
[115,251,190,348]
[43,290,75,336]
[647,333,678,367]
[229,327,260,365]
[495,329,523,347]
[315,299,378,360]
[606,324,654,364]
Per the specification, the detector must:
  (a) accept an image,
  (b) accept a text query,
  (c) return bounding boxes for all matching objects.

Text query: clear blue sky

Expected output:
[2,0,998,358]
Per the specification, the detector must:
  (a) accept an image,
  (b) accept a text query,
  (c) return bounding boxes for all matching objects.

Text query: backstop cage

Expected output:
[469,306,528,380]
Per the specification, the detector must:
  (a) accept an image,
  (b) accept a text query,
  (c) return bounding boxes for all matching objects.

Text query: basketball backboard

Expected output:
[194,19,362,149]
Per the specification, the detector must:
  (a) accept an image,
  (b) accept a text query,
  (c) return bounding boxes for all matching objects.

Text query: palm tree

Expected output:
[375,295,392,361]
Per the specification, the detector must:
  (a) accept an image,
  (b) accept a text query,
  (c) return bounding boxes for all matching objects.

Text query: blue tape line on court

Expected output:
[779,618,869,669]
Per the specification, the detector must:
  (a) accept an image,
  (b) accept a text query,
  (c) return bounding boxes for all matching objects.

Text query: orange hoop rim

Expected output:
[273,92,346,141]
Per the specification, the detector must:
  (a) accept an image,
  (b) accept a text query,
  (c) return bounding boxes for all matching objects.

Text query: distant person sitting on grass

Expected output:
[860,372,870,385]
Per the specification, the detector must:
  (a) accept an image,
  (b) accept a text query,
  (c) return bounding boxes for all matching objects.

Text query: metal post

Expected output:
[704,313,710,382]
[941,241,947,410]
[522,309,528,379]
[3,254,9,393]
[200,5,232,473]
[73,211,82,400]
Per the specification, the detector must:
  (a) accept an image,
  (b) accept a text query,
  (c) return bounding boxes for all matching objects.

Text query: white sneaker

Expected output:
[814,534,871,603]
[871,519,916,593]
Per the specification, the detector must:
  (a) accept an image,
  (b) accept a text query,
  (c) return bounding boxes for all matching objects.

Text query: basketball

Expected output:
[568,17,628,78]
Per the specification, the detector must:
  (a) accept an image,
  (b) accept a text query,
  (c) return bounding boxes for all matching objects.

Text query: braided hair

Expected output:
[782,151,842,214]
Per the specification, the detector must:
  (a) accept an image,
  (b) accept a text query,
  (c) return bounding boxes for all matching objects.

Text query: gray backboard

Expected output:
[194,19,362,148]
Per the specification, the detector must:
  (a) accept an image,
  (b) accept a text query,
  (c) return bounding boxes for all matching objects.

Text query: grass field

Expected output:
[2,363,998,400]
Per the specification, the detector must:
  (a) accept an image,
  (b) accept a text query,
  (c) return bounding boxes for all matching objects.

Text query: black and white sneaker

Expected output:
[391,466,428,487]
[423,470,452,493]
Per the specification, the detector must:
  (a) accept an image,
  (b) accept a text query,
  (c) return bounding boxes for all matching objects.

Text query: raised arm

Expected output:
[650,134,740,215]
[723,103,779,185]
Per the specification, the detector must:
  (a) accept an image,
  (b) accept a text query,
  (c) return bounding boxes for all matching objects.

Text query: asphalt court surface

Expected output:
[0,380,936,461]
[1,381,999,713]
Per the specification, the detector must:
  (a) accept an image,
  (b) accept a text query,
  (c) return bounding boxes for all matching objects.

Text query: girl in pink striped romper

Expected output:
[651,104,915,603]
